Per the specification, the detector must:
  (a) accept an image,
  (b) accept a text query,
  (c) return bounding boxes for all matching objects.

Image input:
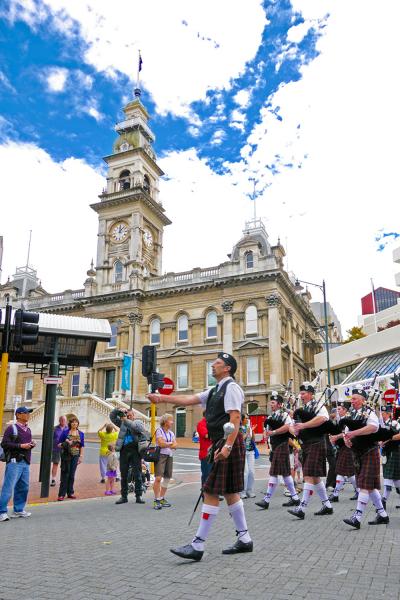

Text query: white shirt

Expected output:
[197,377,244,412]
[270,410,293,426]
[303,401,329,421]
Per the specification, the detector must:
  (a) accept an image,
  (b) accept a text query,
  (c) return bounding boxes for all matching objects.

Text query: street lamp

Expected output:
[294,278,331,386]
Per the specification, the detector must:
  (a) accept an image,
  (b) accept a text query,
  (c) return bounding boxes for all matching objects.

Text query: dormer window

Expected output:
[119,169,131,190]
[245,251,254,269]
[120,142,129,152]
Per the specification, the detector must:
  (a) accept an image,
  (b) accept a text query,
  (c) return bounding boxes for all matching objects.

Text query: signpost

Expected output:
[383,388,398,404]
[158,377,174,396]
[43,376,63,385]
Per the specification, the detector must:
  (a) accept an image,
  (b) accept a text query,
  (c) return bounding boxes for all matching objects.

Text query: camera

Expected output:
[115,409,127,419]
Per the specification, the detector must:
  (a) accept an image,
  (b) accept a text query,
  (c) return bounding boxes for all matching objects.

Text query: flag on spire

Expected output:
[138,51,143,73]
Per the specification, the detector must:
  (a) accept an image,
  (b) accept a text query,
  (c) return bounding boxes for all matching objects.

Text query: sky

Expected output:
[0,0,399,333]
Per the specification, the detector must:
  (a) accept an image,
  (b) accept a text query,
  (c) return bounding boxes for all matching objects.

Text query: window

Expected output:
[108,324,118,348]
[245,305,258,335]
[245,251,254,269]
[177,363,188,389]
[24,378,33,402]
[143,174,151,193]
[206,361,216,387]
[114,260,123,283]
[71,373,80,397]
[178,315,188,342]
[119,169,130,190]
[150,319,160,345]
[246,356,259,384]
[206,311,217,338]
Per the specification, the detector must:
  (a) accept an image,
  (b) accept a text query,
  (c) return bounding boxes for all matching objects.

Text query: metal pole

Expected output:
[40,337,59,498]
[0,298,12,434]
[130,322,135,410]
[322,280,331,386]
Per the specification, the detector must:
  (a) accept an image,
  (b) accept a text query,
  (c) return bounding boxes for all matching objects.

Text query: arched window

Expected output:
[206,311,217,338]
[178,314,188,342]
[245,305,258,335]
[150,319,160,345]
[114,260,123,283]
[245,251,254,269]
[143,174,151,194]
[119,169,130,190]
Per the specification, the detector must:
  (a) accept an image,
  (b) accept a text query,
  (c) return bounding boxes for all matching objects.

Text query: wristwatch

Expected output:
[224,444,233,451]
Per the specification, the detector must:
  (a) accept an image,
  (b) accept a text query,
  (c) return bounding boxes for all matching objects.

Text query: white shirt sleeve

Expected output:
[366,411,379,431]
[316,406,329,421]
[224,382,244,412]
[197,390,210,408]
[284,413,293,426]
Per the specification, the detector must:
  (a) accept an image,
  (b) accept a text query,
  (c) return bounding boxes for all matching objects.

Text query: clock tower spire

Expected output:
[90,88,171,295]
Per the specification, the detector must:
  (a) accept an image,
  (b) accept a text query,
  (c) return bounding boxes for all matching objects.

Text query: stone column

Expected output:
[286,308,294,380]
[128,310,143,404]
[266,293,282,388]
[6,363,19,407]
[221,300,234,354]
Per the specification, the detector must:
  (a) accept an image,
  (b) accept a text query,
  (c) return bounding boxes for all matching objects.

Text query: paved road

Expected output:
[1,482,400,600]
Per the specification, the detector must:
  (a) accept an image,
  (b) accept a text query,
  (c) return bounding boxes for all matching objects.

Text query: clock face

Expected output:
[110,221,129,243]
[143,229,153,248]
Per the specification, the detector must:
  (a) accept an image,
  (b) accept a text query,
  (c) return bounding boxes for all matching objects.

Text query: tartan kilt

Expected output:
[383,447,400,481]
[269,442,291,477]
[354,447,381,491]
[203,432,245,495]
[300,440,327,477]
[335,445,355,477]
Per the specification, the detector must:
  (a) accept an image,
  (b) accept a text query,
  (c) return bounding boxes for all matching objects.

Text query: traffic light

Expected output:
[150,371,165,393]
[142,345,157,377]
[13,309,39,348]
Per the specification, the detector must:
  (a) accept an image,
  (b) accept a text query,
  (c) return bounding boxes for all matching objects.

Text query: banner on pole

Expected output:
[121,354,132,391]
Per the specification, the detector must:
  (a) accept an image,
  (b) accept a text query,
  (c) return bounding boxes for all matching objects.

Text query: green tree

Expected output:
[343,326,366,344]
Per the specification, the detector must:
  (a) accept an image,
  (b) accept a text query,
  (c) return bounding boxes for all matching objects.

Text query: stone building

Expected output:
[1,91,324,435]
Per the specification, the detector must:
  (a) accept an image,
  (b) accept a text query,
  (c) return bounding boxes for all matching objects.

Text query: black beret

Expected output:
[270,391,284,404]
[300,382,315,394]
[352,387,368,399]
[218,352,237,376]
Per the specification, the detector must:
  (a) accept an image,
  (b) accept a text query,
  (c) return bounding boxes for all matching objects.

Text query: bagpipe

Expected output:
[380,418,400,457]
[264,409,290,450]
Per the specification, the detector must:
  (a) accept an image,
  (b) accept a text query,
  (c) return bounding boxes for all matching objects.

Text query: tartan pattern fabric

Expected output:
[383,447,400,481]
[300,440,327,477]
[354,446,381,491]
[269,441,291,476]
[335,445,355,477]
[203,432,245,495]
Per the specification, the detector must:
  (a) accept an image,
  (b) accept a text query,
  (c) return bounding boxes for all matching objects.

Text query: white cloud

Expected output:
[45,66,68,92]
[85,104,103,121]
[0,70,16,93]
[234,89,251,108]
[0,141,102,291]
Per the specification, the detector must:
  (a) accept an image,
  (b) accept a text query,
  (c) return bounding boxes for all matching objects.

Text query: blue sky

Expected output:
[0,0,399,332]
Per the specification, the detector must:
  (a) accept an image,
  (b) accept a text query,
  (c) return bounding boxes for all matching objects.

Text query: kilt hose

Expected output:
[269,441,291,477]
[353,446,381,491]
[383,447,400,481]
[300,439,327,478]
[335,445,355,478]
[203,432,245,496]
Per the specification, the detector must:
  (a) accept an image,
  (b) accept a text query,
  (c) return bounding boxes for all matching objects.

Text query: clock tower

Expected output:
[91,89,171,294]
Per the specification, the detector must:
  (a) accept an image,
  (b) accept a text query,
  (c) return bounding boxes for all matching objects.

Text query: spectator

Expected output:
[197,411,212,487]
[51,415,68,487]
[110,408,147,505]
[0,407,35,521]
[98,422,119,483]
[105,443,118,496]
[241,414,256,499]
[153,413,177,510]
[57,417,85,501]
[142,459,151,488]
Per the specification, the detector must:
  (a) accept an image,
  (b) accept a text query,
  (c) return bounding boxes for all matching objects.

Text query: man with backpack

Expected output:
[0,406,35,522]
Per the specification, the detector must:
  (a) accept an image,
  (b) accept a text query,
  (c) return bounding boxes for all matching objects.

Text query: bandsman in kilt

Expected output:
[148,352,253,561]
[328,401,358,503]
[342,386,389,529]
[380,404,400,510]
[255,392,300,510]
[288,382,333,520]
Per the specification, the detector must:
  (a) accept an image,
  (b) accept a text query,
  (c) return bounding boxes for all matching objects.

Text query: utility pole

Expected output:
[0,295,12,433]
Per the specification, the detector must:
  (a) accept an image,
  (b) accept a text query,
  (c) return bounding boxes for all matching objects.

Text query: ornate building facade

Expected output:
[1,91,323,435]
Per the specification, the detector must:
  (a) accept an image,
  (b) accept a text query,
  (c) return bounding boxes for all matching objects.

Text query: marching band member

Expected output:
[380,404,400,510]
[288,382,333,519]
[255,392,300,510]
[342,386,389,529]
[328,401,358,502]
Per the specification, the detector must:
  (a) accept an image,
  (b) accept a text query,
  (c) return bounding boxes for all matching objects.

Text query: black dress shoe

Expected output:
[368,512,389,525]
[255,499,269,509]
[115,497,128,504]
[328,494,339,502]
[136,496,145,504]
[282,497,300,507]
[170,544,203,561]
[343,516,361,529]
[288,508,305,519]
[350,492,359,501]
[222,539,253,555]
[314,505,333,516]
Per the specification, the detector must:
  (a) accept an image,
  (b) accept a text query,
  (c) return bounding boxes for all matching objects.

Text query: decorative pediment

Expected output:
[235,339,268,350]
[165,348,195,358]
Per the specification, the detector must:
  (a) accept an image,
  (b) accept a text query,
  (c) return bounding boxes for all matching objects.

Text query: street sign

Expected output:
[383,388,398,403]
[44,376,63,385]
[158,377,174,395]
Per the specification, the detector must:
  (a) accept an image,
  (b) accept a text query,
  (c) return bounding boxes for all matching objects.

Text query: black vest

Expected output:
[293,401,327,443]
[205,379,233,442]
[264,411,290,450]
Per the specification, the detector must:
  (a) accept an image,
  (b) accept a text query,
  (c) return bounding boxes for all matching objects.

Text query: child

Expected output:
[105,443,118,496]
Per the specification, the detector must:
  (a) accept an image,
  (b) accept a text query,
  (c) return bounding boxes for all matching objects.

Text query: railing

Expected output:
[146,266,222,290]
[115,117,154,141]
[26,288,86,309]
